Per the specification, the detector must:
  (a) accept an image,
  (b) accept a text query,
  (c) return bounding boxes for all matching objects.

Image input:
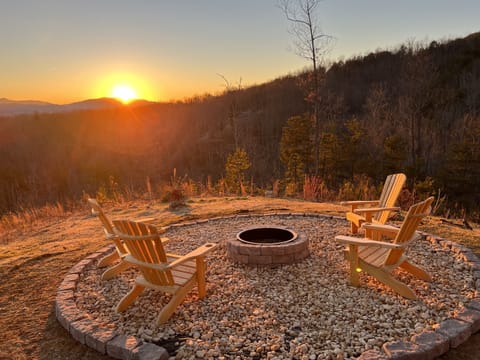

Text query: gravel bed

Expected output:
[76,215,476,359]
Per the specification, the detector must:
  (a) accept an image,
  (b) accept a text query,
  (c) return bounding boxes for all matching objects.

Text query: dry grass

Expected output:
[0,202,73,244]
[0,196,478,359]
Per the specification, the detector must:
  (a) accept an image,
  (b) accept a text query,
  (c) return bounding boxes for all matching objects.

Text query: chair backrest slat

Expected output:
[88,198,129,256]
[375,173,406,223]
[88,198,115,235]
[113,220,174,286]
[384,196,434,266]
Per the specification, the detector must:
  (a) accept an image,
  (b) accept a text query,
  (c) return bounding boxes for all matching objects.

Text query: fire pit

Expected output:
[237,227,297,245]
[226,226,309,266]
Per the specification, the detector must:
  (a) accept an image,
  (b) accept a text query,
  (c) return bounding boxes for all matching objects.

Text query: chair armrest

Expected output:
[341,200,380,211]
[341,200,379,206]
[160,237,169,244]
[136,217,156,223]
[353,206,399,214]
[167,243,217,269]
[335,235,403,249]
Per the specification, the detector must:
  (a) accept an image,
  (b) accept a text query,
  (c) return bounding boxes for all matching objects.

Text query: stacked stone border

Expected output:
[55,213,480,360]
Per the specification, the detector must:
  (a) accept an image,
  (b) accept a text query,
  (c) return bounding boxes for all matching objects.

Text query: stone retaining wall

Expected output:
[358,233,480,360]
[56,213,480,359]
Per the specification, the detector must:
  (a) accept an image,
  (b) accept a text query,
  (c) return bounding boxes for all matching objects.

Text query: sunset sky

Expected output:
[1,0,479,104]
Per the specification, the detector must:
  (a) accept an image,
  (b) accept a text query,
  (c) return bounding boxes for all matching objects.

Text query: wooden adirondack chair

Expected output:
[341,173,406,235]
[112,220,217,324]
[88,198,158,280]
[335,196,434,299]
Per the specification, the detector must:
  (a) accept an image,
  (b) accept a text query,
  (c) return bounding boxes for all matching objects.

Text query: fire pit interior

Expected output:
[236,227,297,245]
[227,226,309,266]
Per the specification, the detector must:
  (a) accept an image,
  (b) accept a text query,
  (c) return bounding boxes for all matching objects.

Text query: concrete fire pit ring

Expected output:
[227,226,309,265]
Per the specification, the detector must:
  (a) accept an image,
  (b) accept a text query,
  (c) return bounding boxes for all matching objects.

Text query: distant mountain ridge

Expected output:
[0,97,155,116]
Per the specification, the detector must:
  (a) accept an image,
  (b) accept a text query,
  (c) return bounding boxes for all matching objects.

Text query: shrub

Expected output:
[303,174,330,201]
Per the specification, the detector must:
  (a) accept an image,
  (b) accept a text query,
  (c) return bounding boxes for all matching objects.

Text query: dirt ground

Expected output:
[0,197,478,359]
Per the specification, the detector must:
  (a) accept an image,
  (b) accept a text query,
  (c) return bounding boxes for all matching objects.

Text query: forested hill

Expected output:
[1,32,479,217]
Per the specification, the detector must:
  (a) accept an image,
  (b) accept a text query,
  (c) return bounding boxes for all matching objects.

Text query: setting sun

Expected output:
[111,85,138,104]
[93,72,158,103]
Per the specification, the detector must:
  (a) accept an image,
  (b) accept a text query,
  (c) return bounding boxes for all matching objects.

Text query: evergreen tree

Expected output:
[382,134,408,177]
[441,119,480,214]
[318,128,339,183]
[280,114,314,193]
[337,118,368,180]
[225,148,251,194]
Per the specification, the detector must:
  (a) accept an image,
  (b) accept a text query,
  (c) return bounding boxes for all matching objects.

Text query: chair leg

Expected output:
[157,277,196,325]
[98,251,119,267]
[196,257,206,299]
[116,283,145,313]
[400,260,432,282]
[351,222,359,234]
[363,215,373,238]
[360,260,417,300]
[348,244,360,286]
[101,260,134,280]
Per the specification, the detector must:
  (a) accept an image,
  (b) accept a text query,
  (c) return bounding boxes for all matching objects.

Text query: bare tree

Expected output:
[397,50,438,178]
[217,73,242,150]
[278,0,334,174]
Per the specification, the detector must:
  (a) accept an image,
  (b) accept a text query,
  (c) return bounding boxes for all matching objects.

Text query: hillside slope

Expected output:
[1,32,479,217]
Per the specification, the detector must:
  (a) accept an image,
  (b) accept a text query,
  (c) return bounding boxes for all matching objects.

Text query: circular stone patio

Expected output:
[56,213,480,359]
